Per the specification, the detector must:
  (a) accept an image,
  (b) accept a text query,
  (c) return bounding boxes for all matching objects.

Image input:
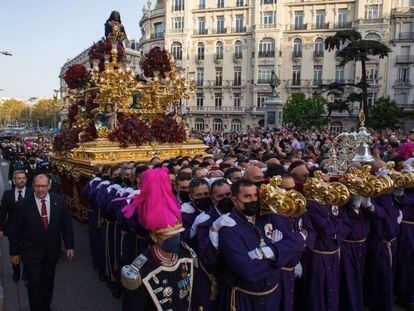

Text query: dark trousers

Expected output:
[25,254,57,311]
[12,262,20,275]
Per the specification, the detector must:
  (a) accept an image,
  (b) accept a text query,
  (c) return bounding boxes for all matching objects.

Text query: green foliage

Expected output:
[0,99,27,126]
[368,97,403,130]
[283,93,328,130]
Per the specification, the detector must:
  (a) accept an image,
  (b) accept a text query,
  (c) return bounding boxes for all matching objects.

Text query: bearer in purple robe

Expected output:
[217,179,306,311]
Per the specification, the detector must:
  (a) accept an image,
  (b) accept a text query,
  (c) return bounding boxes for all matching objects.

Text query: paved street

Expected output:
[1,220,121,311]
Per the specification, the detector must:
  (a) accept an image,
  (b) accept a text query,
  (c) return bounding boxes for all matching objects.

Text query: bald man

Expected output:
[244,165,264,187]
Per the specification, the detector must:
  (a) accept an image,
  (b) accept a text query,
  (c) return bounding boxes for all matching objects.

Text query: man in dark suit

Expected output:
[24,153,40,186]
[9,174,74,311]
[0,169,31,281]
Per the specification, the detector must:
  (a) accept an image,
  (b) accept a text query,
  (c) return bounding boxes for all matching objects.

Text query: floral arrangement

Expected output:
[108,118,151,148]
[63,64,90,89]
[141,47,171,78]
[53,127,81,152]
[89,39,126,64]
[150,115,186,144]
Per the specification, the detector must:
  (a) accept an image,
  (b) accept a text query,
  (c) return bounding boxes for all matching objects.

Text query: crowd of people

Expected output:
[0,126,414,311]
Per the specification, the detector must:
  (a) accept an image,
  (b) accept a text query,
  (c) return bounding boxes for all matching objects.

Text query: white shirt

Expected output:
[35,193,50,224]
[14,187,26,202]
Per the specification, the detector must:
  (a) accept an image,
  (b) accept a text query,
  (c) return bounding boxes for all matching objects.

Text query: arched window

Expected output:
[231,119,242,131]
[215,41,224,60]
[197,42,205,60]
[194,118,205,131]
[365,33,381,41]
[171,42,182,60]
[234,40,243,59]
[213,118,223,131]
[293,38,302,57]
[330,121,343,134]
[314,37,324,56]
[259,38,275,57]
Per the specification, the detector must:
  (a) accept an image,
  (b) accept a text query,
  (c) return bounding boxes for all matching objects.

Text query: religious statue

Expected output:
[270,70,281,97]
[103,104,117,130]
[105,11,127,44]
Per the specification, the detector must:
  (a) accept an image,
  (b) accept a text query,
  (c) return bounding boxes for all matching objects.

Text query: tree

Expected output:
[0,99,27,126]
[324,30,391,121]
[31,98,61,128]
[368,97,403,130]
[283,93,327,130]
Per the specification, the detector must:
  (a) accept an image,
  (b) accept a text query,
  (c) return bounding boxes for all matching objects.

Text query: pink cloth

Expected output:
[121,168,182,232]
[399,140,414,160]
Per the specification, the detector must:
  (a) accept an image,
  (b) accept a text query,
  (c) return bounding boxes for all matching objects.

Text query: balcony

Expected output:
[257,79,271,84]
[313,23,329,30]
[188,106,246,114]
[214,54,224,63]
[258,51,275,58]
[194,29,208,35]
[357,18,388,25]
[259,24,277,29]
[398,32,414,40]
[312,79,323,86]
[173,5,184,11]
[233,53,243,62]
[195,55,204,65]
[213,28,227,34]
[286,79,302,87]
[293,24,307,30]
[150,32,165,39]
[292,51,302,59]
[394,80,413,88]
[396,55,414,64]
[313,50,324,58]
[334,22,352,29]
[233,26,247,33]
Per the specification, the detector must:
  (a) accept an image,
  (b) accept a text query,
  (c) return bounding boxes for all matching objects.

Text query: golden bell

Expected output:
[304,171,350,206]
[259,176,307,217]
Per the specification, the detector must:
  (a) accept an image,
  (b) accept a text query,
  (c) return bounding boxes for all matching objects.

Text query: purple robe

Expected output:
[394,188,414,308]
[302,202,346,311]
[364,194,399,311]
[339,202,370,311]
[216,210,305,311]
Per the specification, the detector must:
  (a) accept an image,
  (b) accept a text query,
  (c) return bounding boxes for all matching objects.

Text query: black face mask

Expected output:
[29,159,36,165]
[255,181,265,188]
[178,191,190,203]
[242,201,259,217]
[112,176,123,185]
[123,178,133,187]
[217,197,234,214]
[193,197,211,212]
[102,175,111,181]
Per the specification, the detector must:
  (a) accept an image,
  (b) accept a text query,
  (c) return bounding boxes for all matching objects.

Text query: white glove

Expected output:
[294,263,303,278]
[212,213,236,231]
[209,229,219,249]
[248,248,263,260]
[189,212,211,239]
[271,229,283,243]
[361,197,371,208]
[393,188,404,197]
[397,210,403,224]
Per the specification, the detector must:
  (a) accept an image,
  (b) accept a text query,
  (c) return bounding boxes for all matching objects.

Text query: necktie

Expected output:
[17,191,23,201]
[41,199,48,230]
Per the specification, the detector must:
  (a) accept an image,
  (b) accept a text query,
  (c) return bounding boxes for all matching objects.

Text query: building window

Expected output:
[315,10,326,29]
[195,118,205,131]
[257,93,271,107]
[338,9,348,28]
[236,15,244,32]
[295,11,304,30]
[365,5,379,19]
[174,17,184,30]
[262,0,274,4]
[213,118,223,131]
[367,66,378,83]
[199,0,205,9]
[314,38,324,56]
[399,67,410,82]
[395,92,408,105]
[196,93,204,107]
[215,41,224,59]
[313,65,323,85]
[258,66,273,84]
[234,93,241,108]
[234,40,243,59]
[367,92,377,106]
[217,0,224,8]
[217,16,225,33]
[236,0,244,6]
[231,119,242,131]
[174,0,184,11]
[234,67,242,86]
[292,65,301,85]
[330,121,343,134]
[198,18,206,34]
[293,38,302,57]
[197,68,204,86]
[335,66,345,83]
[154,23,164,38]
[259,37,275,57]
[171,42,182,60]
[197,43,205,60]
[215,67,223,86]
[365,33,381,41]
[263,11,275,26]
[215,94,223,109]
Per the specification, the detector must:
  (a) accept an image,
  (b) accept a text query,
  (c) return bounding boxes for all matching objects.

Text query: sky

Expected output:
[0,0,145,99]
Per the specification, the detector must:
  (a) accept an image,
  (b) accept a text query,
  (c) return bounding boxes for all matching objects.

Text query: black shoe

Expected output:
[12,271,20,282]
[99,272,108,282]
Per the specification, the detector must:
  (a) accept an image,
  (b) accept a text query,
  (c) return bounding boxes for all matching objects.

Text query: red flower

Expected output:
[64,64,90,89]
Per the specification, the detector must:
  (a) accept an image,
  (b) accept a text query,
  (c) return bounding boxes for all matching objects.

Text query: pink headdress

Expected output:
[122,168,183,235]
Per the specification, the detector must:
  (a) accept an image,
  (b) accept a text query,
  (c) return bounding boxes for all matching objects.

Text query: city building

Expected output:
[138,0,414,132]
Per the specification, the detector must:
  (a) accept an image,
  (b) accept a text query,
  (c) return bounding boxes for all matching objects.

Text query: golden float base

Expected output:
[51,138,207,180]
